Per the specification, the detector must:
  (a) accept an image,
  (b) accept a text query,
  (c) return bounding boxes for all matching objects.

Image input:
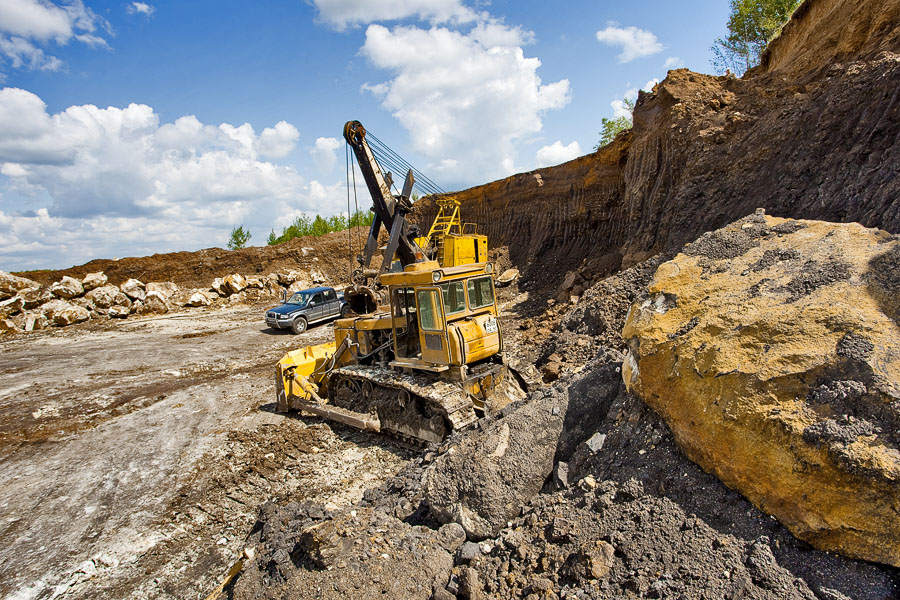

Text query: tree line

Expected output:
[226,210,375,250]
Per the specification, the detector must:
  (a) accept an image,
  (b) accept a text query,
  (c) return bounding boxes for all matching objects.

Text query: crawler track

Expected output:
[328,365,478,444]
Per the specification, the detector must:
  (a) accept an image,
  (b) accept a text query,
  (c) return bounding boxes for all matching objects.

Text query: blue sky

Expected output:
[0,0,729,271]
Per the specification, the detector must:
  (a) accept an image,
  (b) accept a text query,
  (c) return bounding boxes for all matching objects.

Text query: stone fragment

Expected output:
[565,540,615,580]
[310,269,325,283]
[108,305,130,319]
[50,276,84,299]
[584,432,607,453]
[17,287,52,309]
[41,299,90,326]
[561,270,578,290]
[141,291,170,314]
[0,271,39,300]
[145,282,178,299]
[623,216,900,566]
[457,542,480,563]
[22,312,49,332]
[457,567,480,600]
[0,296,24,318]
[81,271,107,291]
[496,268,519,287]
[211,277,228,296]
[86,285,131,310]
[553,461,570,489]
[436,523,467,553]
[120,278,146,301]
[245,277,264,289]
[224,273,248,295]
[186,291,212,307]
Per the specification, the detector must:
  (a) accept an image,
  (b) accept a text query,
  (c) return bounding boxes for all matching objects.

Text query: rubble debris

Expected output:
[50,276,84,299]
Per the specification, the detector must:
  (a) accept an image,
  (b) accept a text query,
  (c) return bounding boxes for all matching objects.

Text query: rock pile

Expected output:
[623,214,900,566]
[0,266,315,334]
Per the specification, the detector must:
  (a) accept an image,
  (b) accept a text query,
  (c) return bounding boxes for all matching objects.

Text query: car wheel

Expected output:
[291,316,308,334]
[340,304,350,318]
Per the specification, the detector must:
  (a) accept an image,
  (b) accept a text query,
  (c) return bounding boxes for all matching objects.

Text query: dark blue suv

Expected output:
[265,286,349,334]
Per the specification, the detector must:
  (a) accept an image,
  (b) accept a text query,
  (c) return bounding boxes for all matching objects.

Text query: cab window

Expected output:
[466,276,494,310]
[309,293,322,305]
[439,281,466,315]
[417,289,442,331]
[324,290,336,302]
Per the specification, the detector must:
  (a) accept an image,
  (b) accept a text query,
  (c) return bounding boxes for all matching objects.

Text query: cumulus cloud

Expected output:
[610,78,660,119]
[664,56,683,69]
[360,21,570,184]
[0,88,348,270]
[536,140,581,168]
[311,0,477,31]
[0,0,110,75]
[127,2,155,16]
[310,137,342,174]
[596,23,663,63]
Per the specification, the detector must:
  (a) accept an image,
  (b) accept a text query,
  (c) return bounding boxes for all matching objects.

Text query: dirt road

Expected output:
[0,307,414,599]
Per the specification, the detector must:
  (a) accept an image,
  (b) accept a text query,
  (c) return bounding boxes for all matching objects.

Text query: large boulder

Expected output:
[224,273,248,295]
[86,285,131,310]
[141,291,170,314]
[0,271,39,300]
[186,291,213,307]
[0,318,18,334]
[50,276,84,299]
[145,281,178,299]
[211,277,228,297]
[41,299,90,327]
[0,296,24,318]
[424,391,566,540]
[18,286,53,309]
[81,271,107,291]
[622,214,900,566]
[120,278,146,301]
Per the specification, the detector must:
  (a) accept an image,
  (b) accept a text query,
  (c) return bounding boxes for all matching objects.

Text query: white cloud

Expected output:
[310,0,477,31]
[610,78,659,118]
[256,120,300,158]
[360,22,570,184]
[664,56,683,69]
[310,137,342,174]
[536,140,581,167]
[595,23,663,63]
[127,2,155,16]
[0,87,351,270]
[0,0,110,75]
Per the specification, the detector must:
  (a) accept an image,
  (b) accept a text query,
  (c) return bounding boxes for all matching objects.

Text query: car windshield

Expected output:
[286,292,313,306]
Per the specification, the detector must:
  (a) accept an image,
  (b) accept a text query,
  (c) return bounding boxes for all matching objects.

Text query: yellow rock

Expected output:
[622,214,900,566]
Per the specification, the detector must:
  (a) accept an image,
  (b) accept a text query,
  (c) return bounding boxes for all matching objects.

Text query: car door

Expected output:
[323,289,339,317]
[307,293,324,322]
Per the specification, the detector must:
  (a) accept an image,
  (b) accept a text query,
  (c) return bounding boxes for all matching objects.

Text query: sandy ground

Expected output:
[0,306,415,600]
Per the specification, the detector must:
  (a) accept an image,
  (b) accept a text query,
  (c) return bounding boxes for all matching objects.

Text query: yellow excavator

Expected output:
[274,120,523,443]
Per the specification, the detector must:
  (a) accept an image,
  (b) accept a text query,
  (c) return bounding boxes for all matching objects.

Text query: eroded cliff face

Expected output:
[414,0,900,290]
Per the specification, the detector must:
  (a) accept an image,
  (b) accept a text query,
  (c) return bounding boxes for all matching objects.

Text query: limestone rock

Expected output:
[310,269,325,284]
[0,296,25,318]
[86,285,131,310]
[145,281,178,299]
[186,291,212,307]
[108,305,130,319]
[130,299,143,314]
[22,312,49,332]
[41,299,90,326]
[120,278,146,301]
[0,271,39,300]
[0,318,18,334]
[211,277,228,296]
[622,215,900,567]
[81,271,107,291]
[496,268,519,287]
[141,291,170,314]
[245,277,264,289]
[18,286,53,309]
[224,273,248,295]
[50,276,84,299]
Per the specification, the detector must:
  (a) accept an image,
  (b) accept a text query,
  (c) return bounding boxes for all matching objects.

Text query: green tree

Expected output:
[594,97,635,150]
[711,0,801,75]
[227,225,251,250]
